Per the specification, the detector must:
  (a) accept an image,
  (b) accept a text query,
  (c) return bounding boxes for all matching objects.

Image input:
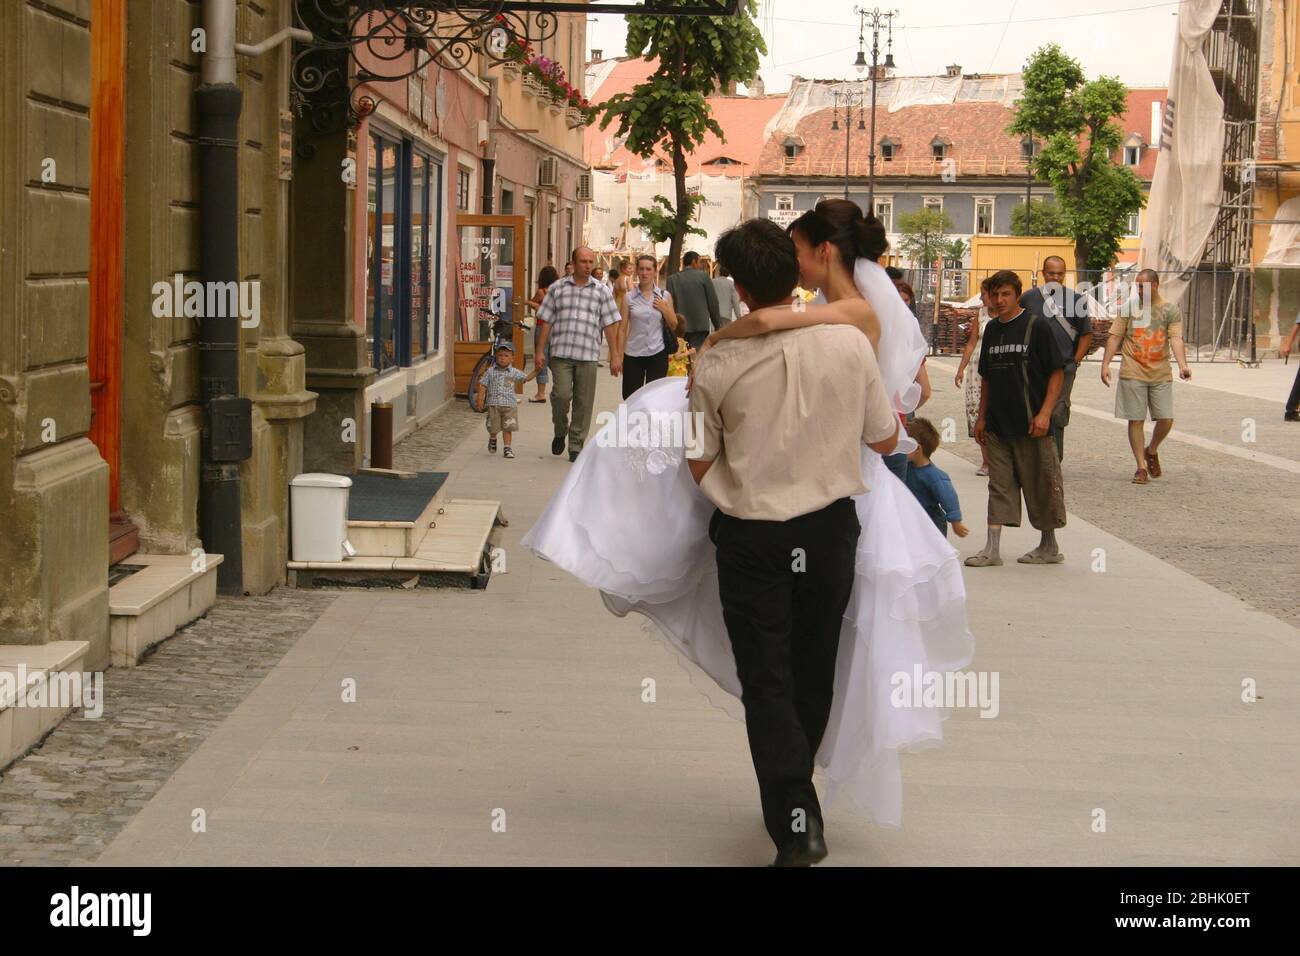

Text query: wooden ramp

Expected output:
[289,498,501,590]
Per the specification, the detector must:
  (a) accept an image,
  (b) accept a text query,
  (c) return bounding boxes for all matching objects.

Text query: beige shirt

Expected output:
[687,324,898,521]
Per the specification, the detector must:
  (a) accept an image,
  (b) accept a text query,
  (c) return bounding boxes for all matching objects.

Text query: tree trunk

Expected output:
[667,134,689,277]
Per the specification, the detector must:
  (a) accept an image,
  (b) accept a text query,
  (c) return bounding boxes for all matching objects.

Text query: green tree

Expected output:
[944,237,968,262]
[1010,199,1068,237]
[629,194,707,246]
[1007,44,1145,271]
[896,208,954,268]
[598,1,766,274]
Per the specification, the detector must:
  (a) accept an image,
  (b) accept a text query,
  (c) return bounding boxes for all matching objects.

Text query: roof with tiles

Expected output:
[583,56,786,176]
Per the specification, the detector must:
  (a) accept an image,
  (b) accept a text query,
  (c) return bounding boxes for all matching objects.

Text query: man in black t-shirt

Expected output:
[967,269,1067,567]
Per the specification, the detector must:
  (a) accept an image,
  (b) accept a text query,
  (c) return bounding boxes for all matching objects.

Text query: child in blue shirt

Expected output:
[904,418,969,539]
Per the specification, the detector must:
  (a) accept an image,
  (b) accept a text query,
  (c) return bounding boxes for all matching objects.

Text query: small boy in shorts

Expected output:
[903,418,969,539]
[478,342,540,459]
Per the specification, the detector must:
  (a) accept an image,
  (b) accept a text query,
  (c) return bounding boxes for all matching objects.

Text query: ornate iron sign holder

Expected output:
[290,0,743,133]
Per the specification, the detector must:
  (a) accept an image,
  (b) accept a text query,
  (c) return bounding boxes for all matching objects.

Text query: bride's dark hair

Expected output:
[787,198,889,266]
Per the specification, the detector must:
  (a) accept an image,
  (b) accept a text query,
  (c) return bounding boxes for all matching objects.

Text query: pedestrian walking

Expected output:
[619,254,678,400]
[966,269,1067,567]
[1100,269,1191,484]
[534,247,623,461]
[1020,255,1093,460]
[1280,308,1300,421]
[955,278,994,475]
[667,250,722,352]
[526,265,559,403]
[711,263,745,326]
[476,342,541,459]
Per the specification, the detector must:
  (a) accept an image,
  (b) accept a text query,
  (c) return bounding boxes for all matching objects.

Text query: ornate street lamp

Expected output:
[853,6,898,214]
[831,85,867,200]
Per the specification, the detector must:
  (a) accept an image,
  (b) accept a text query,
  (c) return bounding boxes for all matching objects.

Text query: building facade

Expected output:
[1,1,591,685]
[753,75,1166,269]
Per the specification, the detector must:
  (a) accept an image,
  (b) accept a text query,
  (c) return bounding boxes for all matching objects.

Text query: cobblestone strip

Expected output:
[0,589,336,866]
[393,396,482,472]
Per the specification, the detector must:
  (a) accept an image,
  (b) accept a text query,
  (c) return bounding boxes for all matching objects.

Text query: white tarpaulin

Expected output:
[1259,195,1300,267]
[585,171,745,258]
[763,74,1024,143]
[1138,0,1224,303]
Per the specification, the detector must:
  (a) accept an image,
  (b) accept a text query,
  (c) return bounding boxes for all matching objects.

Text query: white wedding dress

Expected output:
[521,258,975,828]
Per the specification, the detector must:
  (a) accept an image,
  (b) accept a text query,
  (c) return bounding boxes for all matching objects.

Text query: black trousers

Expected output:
[1287,361,1300,412]
[621,349,670,400]
[709,497,860,849]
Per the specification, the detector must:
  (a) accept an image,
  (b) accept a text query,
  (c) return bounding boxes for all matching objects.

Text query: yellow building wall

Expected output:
[970,236,1077,289]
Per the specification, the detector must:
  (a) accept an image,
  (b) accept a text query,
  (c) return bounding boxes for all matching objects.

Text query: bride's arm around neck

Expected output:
[704,298,881,354]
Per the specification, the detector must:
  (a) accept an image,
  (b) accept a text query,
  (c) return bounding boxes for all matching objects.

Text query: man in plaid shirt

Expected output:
[535,246,623,461]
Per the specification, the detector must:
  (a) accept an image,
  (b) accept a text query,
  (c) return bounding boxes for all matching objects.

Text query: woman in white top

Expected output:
[954,278,994,476]
[618,254,678,400]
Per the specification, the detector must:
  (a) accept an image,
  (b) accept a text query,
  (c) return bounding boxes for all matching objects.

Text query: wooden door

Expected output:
[89,0,135,563]
[452,215,527,394]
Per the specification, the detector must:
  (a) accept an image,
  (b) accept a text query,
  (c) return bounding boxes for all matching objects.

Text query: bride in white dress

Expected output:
[522,200,974,828]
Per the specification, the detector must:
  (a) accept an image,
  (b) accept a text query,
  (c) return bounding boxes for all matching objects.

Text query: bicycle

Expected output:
[467,315,531,413]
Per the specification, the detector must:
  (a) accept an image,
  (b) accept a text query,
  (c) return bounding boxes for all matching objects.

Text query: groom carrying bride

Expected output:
[686,219,902,866]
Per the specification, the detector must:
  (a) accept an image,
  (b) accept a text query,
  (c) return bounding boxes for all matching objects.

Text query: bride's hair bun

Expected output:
[789,198,890,266]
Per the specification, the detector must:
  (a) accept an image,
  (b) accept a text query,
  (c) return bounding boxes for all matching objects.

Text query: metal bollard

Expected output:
[370,401,393,470]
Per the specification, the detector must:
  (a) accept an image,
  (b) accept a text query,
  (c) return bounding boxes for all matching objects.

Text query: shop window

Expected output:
[367,129,443,374]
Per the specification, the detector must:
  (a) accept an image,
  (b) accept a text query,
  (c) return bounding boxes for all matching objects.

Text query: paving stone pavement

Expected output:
[925,357,1300,630]
[0,590,336,865]
[0,397,473,866]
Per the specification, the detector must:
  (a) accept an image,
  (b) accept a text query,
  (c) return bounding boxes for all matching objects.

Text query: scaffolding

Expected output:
[1186,0,1260,363]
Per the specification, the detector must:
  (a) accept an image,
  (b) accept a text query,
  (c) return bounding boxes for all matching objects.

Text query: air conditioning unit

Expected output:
[577,172,593,202]
[538,156,558,188]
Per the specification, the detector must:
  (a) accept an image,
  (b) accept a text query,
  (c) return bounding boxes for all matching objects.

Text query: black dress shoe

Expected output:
[1285,410,1300,422]
[569,450,579,462]
[552,436,565,455]
[771,818,828,867]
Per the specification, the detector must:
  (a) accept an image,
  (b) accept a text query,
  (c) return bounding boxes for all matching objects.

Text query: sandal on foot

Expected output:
[964,553,1003,567]
[1018,551,1065,564]
[1144,447,1161,477]
[488,437,497,453]
[528,397,547,403]
[1132,468,1148,484]
[975,465,989,477]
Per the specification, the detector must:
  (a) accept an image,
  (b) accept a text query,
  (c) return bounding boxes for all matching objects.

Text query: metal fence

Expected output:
[898,263,1258,363]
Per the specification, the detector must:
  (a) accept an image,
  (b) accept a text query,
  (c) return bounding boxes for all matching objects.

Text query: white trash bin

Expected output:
[290,473,356,562]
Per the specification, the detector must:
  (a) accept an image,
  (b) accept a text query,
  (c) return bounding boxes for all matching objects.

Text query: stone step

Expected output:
[345,479,449,558]
[0,641,91,772]
[107,553,224,668]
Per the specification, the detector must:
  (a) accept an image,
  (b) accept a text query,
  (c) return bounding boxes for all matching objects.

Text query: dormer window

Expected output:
[782,135,805,161]
[880,136,900,162]
[1021,138,1036,161]
[931,136,951,161]
[1123,132,1145,166]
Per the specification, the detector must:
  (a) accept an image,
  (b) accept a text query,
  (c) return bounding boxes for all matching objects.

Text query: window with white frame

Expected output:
[923,196,943,214]
[873,197,893,233]
[775,194,794,211]
[1123,145,1141,166]
[1126,210,1141,236]
[974,197,995,236]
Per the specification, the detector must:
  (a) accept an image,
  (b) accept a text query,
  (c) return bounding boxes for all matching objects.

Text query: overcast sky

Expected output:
[585,0,1181,93]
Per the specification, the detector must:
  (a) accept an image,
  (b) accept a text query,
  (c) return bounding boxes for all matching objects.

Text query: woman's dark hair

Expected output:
[788,198,889,268]
[895,280,915,306]
[538,266,559,289]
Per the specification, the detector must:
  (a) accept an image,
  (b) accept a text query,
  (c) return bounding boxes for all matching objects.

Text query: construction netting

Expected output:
[584,169,746,259]
[762,73,1025,142]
